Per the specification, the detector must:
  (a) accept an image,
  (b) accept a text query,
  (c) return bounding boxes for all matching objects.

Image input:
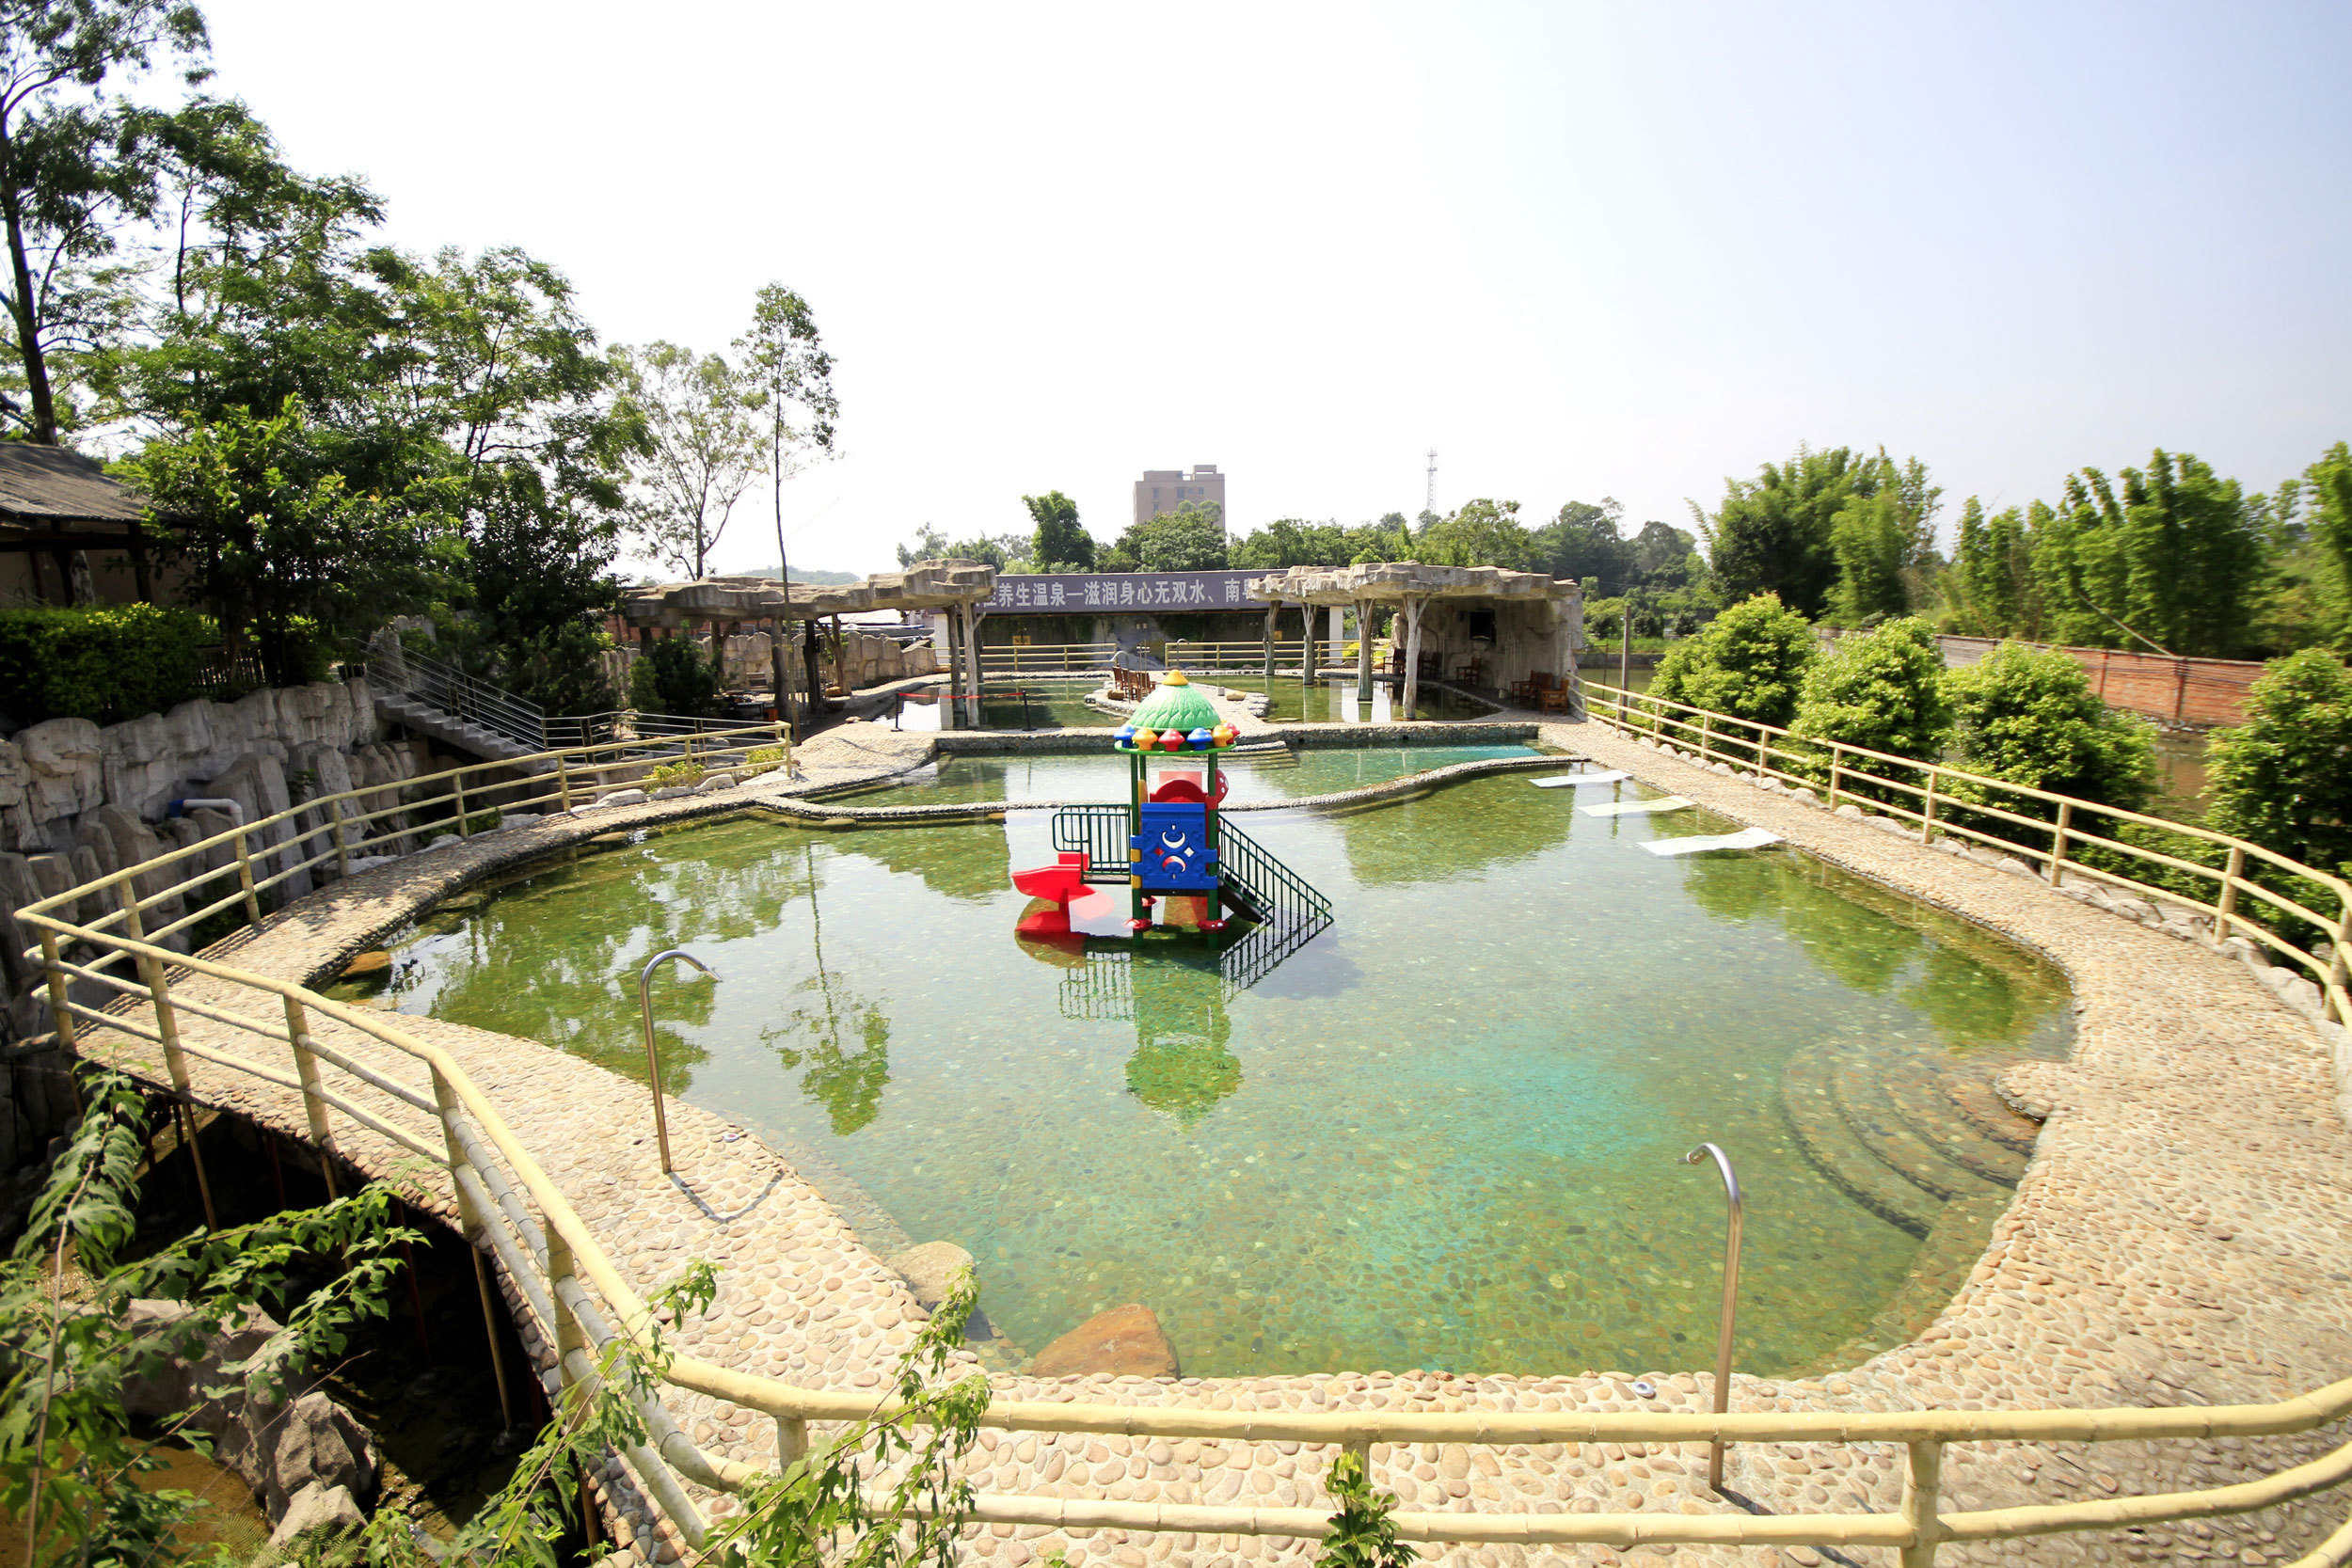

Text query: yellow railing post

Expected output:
[38,931,75,1052]
[453,771,470,837]
[234,825,262,927]
[1921,767,1941,844]
[280,993,340,1196]
[2215,845,2245,940]
[776,1417,807,1472]
[557,752,575,814]
[328,797,351,878]
[2046,800,2074,886]
[116,884,186,1091]
[1899,1440,1943,1566]
[1697,712,1713,765]
[1828,744,1845,808]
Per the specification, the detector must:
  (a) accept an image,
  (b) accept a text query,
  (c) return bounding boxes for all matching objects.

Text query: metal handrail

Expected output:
[1681,1142,1743,1492]
[1582,683,2352,1027]
[638,949,720,1175]
[1217,818,1332,923]
[376,645,549,752]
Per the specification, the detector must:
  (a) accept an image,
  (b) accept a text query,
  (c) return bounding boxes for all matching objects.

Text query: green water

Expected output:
[372,759,2070,1381]
[1214,675,1496,723]
[832,745,1539,809]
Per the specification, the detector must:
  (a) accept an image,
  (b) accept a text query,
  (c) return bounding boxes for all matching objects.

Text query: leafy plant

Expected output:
[629,635,725,718]
[1788,617,1953,800]
[645,759,707,791]
[1312,1449,1416,1568]
[742,744,787,777]
[462,807,504,834]
[1945,641,2156,818]
[1650,592,1819,761]
[2203,648,2352,878]
[0,604,220,725]
[1,1069,419,1568]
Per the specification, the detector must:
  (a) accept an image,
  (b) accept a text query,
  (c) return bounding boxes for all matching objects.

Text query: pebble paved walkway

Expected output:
[65,716,2352,1567]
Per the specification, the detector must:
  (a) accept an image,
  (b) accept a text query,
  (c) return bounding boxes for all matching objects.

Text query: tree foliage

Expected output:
[1791,617,1953,762]
[1024,488,1091,571]
[119,394,459,686]
[623,341,758,580]
[1101,500,1225,572]
[2026,451,2268,658]
[1413,498,1532,571]
[628,633,723,718]
[1650,591,1818,728]
[2203,648,2352,877]
[1945,641,2155,813]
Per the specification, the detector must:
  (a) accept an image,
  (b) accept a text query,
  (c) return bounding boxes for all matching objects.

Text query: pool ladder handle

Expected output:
[1682,1141,1743,1493]
[641,949,723,1175]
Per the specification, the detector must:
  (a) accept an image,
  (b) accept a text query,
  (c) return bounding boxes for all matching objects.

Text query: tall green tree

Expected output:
[622,341,758,579]
[0,0,208,442]
[1529,498,1633,591]
[1415,497,1533,570]
[1023,488,1091,570]
[1947,498,2036,638]
[1694,446,1874,618]
[119,395,458,684]
[1102,500,1225,571]
[736,282,837,718]
[2028,451,2267,658]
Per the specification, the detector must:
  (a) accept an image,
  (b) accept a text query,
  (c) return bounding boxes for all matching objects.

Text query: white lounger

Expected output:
[1639,826,1782,856]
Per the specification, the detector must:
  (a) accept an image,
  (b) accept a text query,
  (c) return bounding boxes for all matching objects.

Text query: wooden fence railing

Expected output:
[12,716,2352,1563]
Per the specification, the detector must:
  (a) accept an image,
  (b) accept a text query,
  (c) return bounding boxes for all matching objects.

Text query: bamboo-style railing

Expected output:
[1580,684,2351,1029]
[12,717,2352,1563]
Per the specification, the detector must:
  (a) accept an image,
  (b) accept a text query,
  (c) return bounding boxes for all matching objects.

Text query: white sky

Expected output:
[196,1,2350,577]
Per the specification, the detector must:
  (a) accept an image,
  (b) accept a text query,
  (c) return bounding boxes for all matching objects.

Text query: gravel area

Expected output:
[58,716,2352,1567]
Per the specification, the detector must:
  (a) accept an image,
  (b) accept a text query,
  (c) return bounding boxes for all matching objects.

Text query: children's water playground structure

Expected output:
[1009,672,1333,994]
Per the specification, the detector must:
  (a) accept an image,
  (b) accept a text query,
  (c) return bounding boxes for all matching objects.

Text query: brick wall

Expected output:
[1937,637,2262,727]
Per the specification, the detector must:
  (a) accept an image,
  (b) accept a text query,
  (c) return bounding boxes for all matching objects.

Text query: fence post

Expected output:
[776,1417,808,1473]
[2207,845,2245,941]
[234,826,263,927]
[281,994,340,1196]
[545,1223,588,1376]
[1828,745,1845,808]
[453,772,470,838]
[1921,768,1941,844]
[2046,800,2074,886]
[38,930,76,1052]
[2330,909,2351,1025]
[116,885,187,1091]
[556,753,574,814]
[328,797,351,878]
[1899,1440,1944,1566]
[1698,712,1713,765]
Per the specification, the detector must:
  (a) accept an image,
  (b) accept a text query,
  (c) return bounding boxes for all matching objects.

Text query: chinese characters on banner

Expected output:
[982,570,1274,613]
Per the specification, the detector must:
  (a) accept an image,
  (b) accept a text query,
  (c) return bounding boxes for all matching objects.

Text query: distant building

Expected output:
[1133,466,1225,532]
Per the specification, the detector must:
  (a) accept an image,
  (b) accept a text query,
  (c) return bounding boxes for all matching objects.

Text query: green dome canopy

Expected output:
[1130,670,1220,734]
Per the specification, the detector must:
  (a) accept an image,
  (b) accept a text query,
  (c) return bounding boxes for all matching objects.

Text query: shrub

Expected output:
[1788,618,1953,796]
[645,758,707,791]
[742,743,786,777]
[2203,647,2352,878]
[1648,593,1818,757]
[0,604,218,725]
[1945,642,2156,818]
[628,635,724,718]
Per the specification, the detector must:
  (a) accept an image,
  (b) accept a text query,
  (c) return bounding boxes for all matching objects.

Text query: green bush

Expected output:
[644,758,707,791]
[1648,593,1817,760]
[2204,647,2352,879]
[628,636,723,718]
[1788,618,1953,799]
[1946,642,2156,816]
[0,604,219,725]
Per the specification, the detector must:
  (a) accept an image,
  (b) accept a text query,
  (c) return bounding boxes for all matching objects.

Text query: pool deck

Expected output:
[67,716,2352,1567]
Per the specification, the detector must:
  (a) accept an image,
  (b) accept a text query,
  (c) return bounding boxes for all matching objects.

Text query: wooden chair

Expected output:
[1511,671,1553,707]
[1454,655,1486,686]
[1536,679,1574,715]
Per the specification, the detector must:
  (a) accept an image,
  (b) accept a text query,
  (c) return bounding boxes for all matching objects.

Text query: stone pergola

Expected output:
[1245,562,1584,715]
[617,561,998,710]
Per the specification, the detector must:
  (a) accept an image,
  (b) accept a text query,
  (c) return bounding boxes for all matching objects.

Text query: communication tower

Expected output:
[1425,449,1438,515]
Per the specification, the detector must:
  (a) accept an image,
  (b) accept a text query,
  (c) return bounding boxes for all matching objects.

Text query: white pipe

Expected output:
[169,798,243,824]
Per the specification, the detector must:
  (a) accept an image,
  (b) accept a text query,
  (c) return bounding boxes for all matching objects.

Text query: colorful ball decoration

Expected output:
[1159,729,1186,752]
[1187,727,1214,750]
[1211,723,1237,748]
[1113,723,1136,747]
[1131,728,1157,752]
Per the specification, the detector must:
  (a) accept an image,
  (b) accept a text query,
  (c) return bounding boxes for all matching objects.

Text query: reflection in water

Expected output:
[384,777,2076,1381]
[764,843,893,1133]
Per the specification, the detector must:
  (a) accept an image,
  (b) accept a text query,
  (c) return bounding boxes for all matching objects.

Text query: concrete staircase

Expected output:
[374,688,546,768]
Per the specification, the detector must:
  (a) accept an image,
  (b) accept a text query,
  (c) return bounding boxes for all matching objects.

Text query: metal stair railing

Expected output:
[1049,805,1132,879]
[1216,818,1331,926]
[374,645,548,753]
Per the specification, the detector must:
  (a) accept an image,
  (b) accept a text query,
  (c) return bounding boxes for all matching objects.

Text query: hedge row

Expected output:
[0,604,224,727]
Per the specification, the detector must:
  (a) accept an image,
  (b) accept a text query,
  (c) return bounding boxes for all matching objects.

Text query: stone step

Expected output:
[1827,1045,2011,1205]
[1780,1045,1941,1238]
[1875,1050,2028,1188]
[1823,1185,2012,1367]
[1943,1069,2045,1154]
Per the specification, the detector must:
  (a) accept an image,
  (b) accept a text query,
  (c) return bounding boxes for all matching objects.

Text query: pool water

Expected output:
[888,683,1111,732]
[371,761,2071,1381]
[833,745,1543,809]
[1215,675,1496,723]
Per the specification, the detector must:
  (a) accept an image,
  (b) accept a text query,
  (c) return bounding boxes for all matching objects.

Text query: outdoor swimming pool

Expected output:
[1213,674,1497,723]
[357,750,2071,1381]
